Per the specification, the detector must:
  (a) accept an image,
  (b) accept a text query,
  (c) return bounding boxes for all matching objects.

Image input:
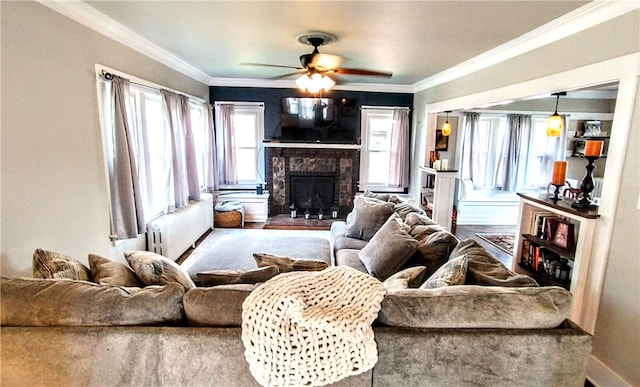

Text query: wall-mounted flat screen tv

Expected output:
[280,97,357,143]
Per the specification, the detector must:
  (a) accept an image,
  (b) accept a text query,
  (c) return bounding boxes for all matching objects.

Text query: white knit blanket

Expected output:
[241,266,386,387]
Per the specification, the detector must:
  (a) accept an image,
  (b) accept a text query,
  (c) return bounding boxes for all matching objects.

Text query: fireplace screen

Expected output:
[290,175,335,212]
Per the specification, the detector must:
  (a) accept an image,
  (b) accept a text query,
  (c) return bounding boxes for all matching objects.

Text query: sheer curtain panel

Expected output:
[108,76,145,239]
[216,104,238,185]
[389,108,410,188]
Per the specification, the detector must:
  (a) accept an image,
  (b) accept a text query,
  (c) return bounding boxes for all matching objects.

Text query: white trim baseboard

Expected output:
[587,355,632,387]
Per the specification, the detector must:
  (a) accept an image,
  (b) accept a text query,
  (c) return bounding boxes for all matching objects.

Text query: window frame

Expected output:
[214,101,265,189]
[359,108,403,193]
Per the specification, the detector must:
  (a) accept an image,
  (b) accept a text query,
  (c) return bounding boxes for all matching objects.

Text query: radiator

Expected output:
[593,177,604,198]
[146,193,213,261]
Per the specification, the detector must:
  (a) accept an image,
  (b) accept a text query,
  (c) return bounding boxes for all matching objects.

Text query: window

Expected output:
[98,75,209,226]
[214,102,265,188]
[359,108,408,192]
[460,113,557,192]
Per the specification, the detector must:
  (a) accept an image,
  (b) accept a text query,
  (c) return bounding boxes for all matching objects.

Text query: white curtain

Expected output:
[107,76,145,239]
[389,108,410,188]
[502,114,532,191]
[161,90,201,209]
[460,112,480,182]
[204,103,218,191]
[216,104,238,185]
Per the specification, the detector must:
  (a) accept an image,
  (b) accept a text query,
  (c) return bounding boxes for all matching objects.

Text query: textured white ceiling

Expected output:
[83,1,589,88]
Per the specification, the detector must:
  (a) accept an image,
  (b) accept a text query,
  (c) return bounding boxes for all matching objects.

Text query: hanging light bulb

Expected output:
[547,92,566,137]
[441,111,452,136]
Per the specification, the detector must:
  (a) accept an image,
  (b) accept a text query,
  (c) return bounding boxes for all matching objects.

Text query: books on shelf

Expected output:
[528,211,577,252]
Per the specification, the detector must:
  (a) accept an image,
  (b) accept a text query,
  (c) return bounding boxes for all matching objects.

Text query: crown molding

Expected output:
[37,0,212,84]
[209,77,414,93]
[412,0,640,93]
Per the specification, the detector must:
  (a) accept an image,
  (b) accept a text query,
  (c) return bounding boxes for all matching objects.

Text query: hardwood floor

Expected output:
[455,224,516,268]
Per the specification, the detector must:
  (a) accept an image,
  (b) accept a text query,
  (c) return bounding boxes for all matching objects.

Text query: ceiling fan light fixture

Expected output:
[296,73,335,93]
[442,111,452,136]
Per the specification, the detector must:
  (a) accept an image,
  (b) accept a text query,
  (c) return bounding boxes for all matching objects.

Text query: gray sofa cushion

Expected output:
[378,285,572,329]
[451,239,538,287]
[0,276,185,326]
[359,213,418,281]
[32,248,91,281]
[404,212,439,228]
[331,221,369,252]
[88,254,142,287]
[253,253,328,272]
[334,249,368,273]
[125,251,196,289]
[196,266,279,287]
[392,201,425,221]
[344,196,395,241]
[183,284,257,326]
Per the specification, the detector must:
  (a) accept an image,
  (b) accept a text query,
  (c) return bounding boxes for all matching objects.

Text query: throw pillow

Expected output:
[344,196,395,241]
[404,230,460,278]
[124,251,195,289]
[362,190,391,202]
[88,254,142,287]
[404,212,439,228]
[382,266,427,291]
[450,239,538,287]
[196,266,280,287]
[393,201,425,221]
[253,253,328,273]
[420,255,468,289]
[32,248,91,281]
[358,213,419,281]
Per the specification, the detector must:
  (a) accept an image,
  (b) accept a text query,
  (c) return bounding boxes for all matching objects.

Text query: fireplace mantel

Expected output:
[263,141,361,150]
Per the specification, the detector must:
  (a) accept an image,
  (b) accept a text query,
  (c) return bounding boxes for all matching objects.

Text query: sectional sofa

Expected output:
[0,193,592,386]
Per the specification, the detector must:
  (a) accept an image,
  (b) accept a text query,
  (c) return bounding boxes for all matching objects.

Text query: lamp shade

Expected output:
[547,113,563,137]
[441,121,452,136]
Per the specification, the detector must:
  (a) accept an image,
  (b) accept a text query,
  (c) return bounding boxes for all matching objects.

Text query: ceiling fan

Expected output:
[247,32,392,92]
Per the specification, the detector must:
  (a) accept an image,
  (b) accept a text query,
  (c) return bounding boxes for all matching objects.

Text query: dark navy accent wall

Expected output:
[210,87,414,141]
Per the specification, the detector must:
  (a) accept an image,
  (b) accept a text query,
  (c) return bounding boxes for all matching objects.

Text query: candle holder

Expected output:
[571,156,599,210]
[549,183,564,203]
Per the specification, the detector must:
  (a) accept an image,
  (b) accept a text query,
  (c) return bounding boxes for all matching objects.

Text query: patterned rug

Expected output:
[475,233,515,255]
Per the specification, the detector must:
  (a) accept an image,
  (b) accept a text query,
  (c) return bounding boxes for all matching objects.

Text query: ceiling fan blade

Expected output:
[268,70,307,79]
[332,68,393,78]
[243,63,303,70]
[310,53,343,71]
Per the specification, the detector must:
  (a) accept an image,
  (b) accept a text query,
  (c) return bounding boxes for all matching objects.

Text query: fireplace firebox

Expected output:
[290,175,335,213]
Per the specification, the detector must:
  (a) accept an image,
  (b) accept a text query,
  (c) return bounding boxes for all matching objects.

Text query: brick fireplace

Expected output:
[265,144,360,217]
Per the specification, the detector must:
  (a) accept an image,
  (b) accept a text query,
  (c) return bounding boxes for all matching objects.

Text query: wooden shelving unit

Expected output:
[418,166,458,231]
[513,192,601,333]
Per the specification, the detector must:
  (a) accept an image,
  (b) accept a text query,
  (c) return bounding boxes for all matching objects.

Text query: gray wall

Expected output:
[1,2,209,275]
[412,10,639,385]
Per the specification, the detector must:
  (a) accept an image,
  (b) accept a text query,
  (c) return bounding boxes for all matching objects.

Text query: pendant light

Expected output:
[441,111,452,136]
[547,92,566,137]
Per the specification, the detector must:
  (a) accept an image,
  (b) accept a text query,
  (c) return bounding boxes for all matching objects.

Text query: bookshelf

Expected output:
[513,193,600,333]
[418,166,458,231]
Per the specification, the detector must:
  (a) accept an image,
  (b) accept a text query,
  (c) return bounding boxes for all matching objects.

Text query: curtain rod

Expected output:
[97,65,206,104]
[214,101,265,108]
[360,105,410,111]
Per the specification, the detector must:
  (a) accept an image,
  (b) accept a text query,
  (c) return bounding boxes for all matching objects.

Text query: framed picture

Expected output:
[435,129,449,151]
[573,140,586,156]
[552,221,575,251]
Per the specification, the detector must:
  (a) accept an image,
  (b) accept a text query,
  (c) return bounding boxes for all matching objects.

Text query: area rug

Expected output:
[180,228,331,279]
[475,233,515,255]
